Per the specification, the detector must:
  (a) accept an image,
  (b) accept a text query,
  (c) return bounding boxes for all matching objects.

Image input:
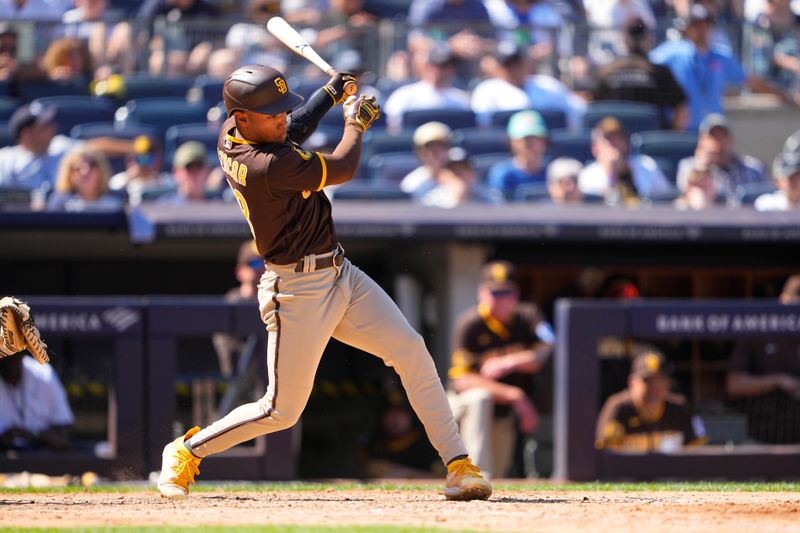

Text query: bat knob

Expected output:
[343,81,358,97]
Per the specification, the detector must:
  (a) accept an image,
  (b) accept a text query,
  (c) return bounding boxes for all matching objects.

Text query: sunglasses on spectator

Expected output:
[72,160,98,173]
[490,289,515,297]
[246,258,265,270]
[184,160,207,171]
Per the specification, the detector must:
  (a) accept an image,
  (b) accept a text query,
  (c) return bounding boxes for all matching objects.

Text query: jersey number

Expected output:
[232,189,256,240]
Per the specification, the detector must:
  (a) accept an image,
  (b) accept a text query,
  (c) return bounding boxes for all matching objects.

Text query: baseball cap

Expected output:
[174,141,207,168]
[677,3,713,30]
[625,17,649,38]
[480,260,518,291]
[699,113,730,136]
[493,41,524,65]
[772,150,800,179]
[507,110,548,140]
[428,44,455,67]
[413,121,453,147]
[547,157,582,184]
[593,116,626,139]
[631,351,669,379]
[8,102,56,139]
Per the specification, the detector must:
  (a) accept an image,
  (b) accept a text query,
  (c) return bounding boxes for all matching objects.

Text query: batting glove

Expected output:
[343,94,380,132]
[323,72,358,104]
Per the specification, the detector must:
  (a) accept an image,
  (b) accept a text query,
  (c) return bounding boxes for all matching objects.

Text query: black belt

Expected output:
[293,245,344,273]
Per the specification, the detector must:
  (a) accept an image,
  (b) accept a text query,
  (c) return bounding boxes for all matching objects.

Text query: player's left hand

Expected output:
[324,72,358,104]
[0,297,50,364]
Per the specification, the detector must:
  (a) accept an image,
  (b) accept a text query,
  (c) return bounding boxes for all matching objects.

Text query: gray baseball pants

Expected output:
[188,248,468,465]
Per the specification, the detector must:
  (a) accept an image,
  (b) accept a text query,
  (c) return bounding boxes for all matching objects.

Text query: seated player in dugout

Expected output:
[596,350,708,452]
[447,260,555,479]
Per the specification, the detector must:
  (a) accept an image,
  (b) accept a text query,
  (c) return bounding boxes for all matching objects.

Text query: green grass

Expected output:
[2,480,799,494]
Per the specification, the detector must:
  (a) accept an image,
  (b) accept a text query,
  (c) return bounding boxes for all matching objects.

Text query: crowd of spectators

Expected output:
[2,0,800,212]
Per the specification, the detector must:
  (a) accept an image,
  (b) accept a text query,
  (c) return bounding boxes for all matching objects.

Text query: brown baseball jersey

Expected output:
[217,116,337,264]
[449,302,546,417]
[595,390,707,451]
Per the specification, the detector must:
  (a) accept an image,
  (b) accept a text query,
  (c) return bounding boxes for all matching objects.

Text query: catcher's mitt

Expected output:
[0,297,50,364]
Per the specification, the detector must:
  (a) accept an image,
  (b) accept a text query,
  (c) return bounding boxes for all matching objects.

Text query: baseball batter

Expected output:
[156,65,492,501]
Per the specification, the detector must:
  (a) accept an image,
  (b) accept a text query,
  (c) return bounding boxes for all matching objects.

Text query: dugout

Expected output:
[555,300,800,481]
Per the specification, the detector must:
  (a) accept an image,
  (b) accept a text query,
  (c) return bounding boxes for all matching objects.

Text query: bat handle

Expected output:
[327,68,359,98]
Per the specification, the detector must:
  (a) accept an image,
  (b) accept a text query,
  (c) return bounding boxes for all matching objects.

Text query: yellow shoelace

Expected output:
[173,449,200,486]
[450,459,481,477]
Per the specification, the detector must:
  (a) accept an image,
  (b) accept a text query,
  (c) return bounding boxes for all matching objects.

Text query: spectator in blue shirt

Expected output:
[486,110,548,200]
[650,3,792,130]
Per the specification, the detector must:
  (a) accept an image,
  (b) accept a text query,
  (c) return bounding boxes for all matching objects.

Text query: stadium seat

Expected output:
[15,78,89,102]
[630,130,698,183]
[0,79,9,97]
[548,129,594,164]
[489,108,568,131]
[469,152,508,180]
[330,180,411,201]
[190,75,225,106]
[0,121,12,148]
[735,182,779,205]
[453,127,509,156]
[164,123,220,166]
[31,96,117,136]
[513,182,549,202]
[583,101,661,134]
[362,129,416,160]
[121,75,195,100]
[116,98,209,141]
[401,108,476,131]
[0,97,17,120]
[70,122,158,140]
[366,152,419,182]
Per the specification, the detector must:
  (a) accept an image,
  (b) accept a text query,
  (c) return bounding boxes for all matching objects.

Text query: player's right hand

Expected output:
[343,94,380,132]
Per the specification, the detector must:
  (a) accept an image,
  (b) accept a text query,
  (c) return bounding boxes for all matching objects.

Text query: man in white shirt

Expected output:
[400,121,453,198]
[755,151,800,211]
[0,352,74,450]
[578,116,675,203]
[470,41,586,130]
[383,45,471,132]
[0,103,78,192]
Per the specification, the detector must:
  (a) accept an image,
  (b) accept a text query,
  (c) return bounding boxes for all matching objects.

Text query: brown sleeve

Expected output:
[267,144,327,195]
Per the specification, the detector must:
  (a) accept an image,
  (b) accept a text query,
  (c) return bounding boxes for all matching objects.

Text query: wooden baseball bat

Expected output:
[266,16,358,98]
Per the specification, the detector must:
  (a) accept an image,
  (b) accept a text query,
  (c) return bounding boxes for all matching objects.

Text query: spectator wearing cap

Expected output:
[45,146,123,212]
[650,3,794,131]
[0,103,77,192]
[153,141,213,204]
[546,157,584,204]
[754,150,800,210]
[676,114,767,203]
[726,273,800,443]
[382,45,471,132]
[109,135,173,206]
[593,18,689,130]
[470,41,586,130]
[212,239,266,378]
[596,349,707,452]
[485,110,548,200]
[0,103,134,193]
[420,147,503,208]
[447,260,554,478]
[578,117,674,204]
[400,121,454,198]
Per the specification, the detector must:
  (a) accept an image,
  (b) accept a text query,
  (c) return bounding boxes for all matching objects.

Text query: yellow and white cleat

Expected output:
[157,426,202,499]
[443,457,493,501]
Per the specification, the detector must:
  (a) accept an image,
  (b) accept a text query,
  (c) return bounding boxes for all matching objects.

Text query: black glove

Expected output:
[323,72,358,104]
[343,95,380,132]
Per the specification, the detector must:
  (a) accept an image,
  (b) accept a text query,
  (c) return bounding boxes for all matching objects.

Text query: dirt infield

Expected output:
[2,487,799,532]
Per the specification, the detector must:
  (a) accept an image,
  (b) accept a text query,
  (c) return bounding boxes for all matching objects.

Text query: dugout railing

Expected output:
[554,299,800,481]
[0,297,295,481]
